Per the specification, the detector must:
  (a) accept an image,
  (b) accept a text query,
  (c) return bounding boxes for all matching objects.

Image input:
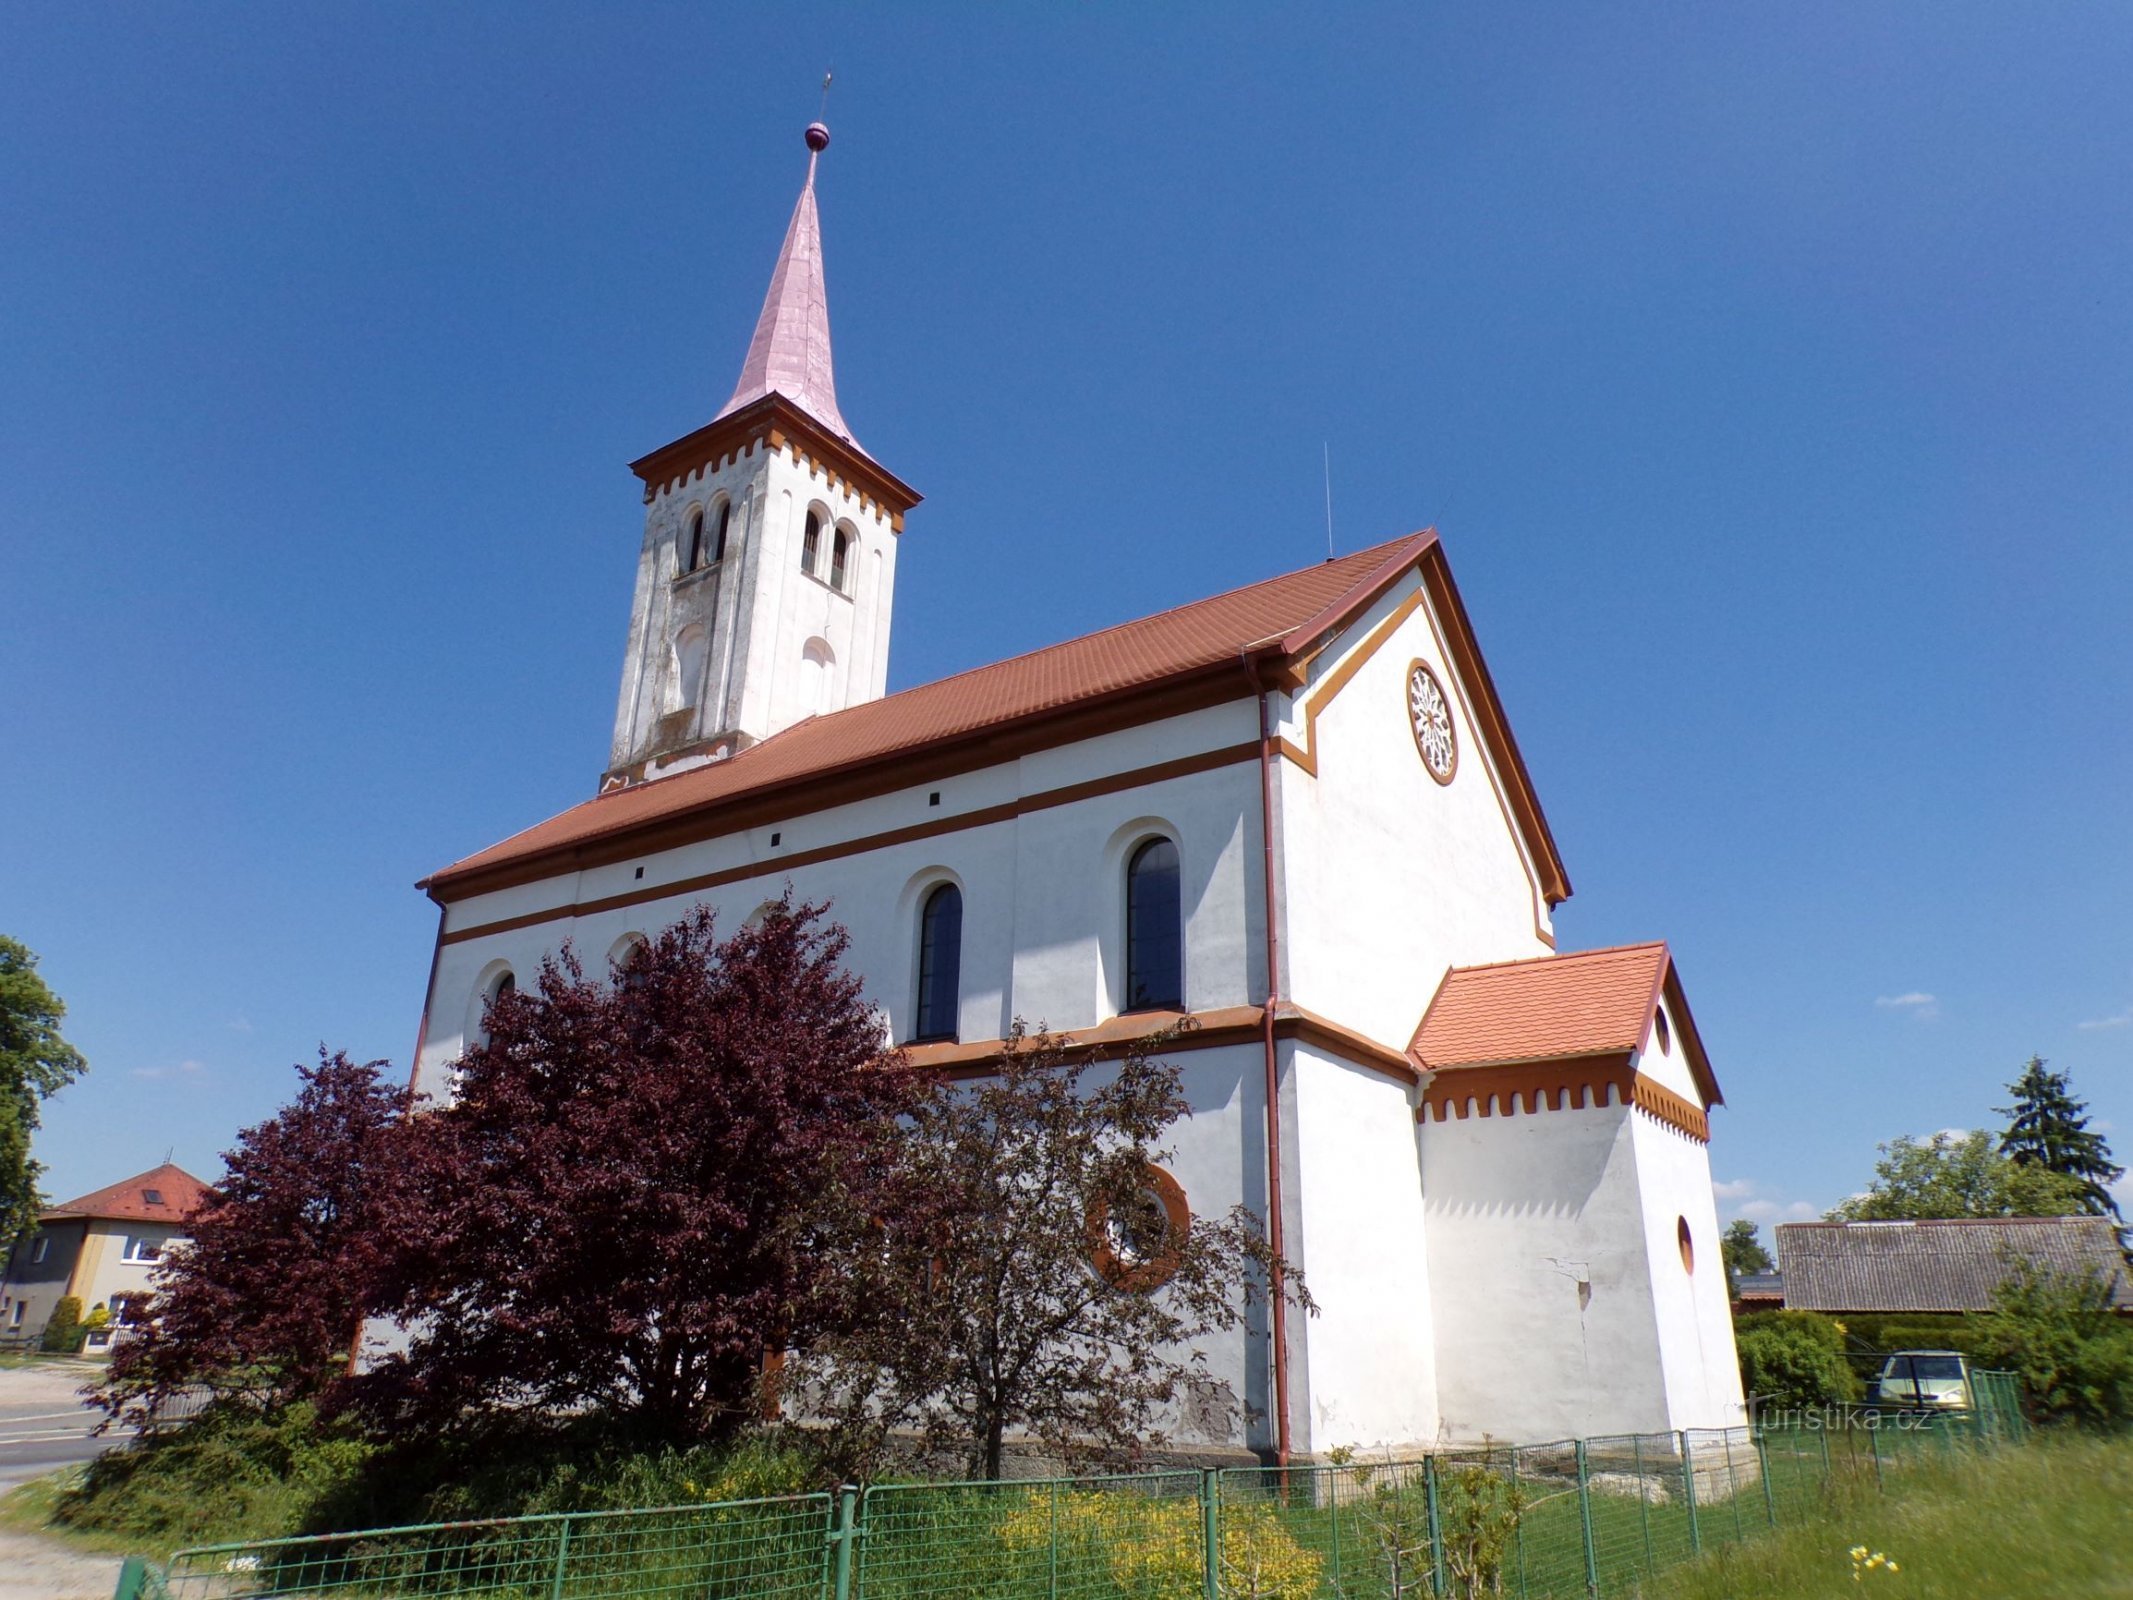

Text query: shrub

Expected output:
[1971,1261,2133,1429]
[40,1296,84,1354]
[1437,1465,1525,1600]
[997,1486,1321,1600]
[55,1403,375,1548]
[1735,1311,1862,1410]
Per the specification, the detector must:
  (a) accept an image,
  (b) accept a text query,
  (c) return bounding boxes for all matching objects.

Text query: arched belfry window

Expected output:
[830,528,851,593]
[1125,837,1182,1011]
[801,510,822,575]
[714,501,731,563]
[913,883,963,1042]
[685,508,706,572]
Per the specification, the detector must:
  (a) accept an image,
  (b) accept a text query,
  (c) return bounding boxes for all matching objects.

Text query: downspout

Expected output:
[1242,647,1292,1467]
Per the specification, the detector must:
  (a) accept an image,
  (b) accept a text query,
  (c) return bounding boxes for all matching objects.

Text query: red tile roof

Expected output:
[44,1162,211,1225]
[1411,943,1720,1105]
[427,532,1469,896]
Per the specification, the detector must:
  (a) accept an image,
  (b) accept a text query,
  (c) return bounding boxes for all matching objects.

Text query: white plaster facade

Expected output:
[410,124,1744,1461]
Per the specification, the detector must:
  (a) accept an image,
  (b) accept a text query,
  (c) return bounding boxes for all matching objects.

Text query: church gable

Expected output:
[1271,540,1570,1047]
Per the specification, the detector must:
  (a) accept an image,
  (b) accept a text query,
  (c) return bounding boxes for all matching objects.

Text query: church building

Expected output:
[410,122,1746,1459]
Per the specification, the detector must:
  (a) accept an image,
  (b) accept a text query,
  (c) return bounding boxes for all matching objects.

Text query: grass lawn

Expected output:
[1636,1432,2133,1600]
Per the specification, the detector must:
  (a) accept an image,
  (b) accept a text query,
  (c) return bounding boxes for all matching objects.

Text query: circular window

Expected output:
[1405,661,1458,785]
[1653,1006,1671,1054]
[1677,1216,1695,1274]
[1086,1164,1189,1293]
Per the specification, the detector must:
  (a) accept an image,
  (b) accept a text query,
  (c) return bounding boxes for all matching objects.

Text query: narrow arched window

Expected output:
[685,508,706,572]
[714,501,731,563]
[1125,838,1182,1011]
[801,510,822,574]
[913,883,963,1042]
[830,528,851,592]
[673,624,709,710]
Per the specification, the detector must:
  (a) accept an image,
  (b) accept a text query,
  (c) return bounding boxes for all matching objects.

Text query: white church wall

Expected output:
[1277,572,1555,1053]
[1286,1044,1440,1451]
[418,701,1266,1093]
[1421,1101,1672,1443]
[1635,999,1700,1105]
[1626,1114,1748,1430]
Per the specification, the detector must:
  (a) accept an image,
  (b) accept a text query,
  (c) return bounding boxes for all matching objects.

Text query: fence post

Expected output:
[548,1515,573,1600]
[1201,1471,1221,1600]
[112,1558,149,1600]
[1816,1420,1831,1482]
[1425,1455,1447,1597]
[830,1486,859,1600]
[1755,1431,1776,1527]
[1049,1480,1060,1600]
[1575,1440,1599,1599]
[1867,1420,1883,1491]
[1633,1433,1654,1571]
[1678,1433,1700,1555]
[1327,1466,1342,1595]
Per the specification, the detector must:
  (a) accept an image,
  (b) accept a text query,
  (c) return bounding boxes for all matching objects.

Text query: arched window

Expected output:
[830,528,851,592]
[672,625,709,709]
[713,501,731,563]
[1125,837,1182,1011]
[685,508,706,572]
[801,510,822,574]
[913,883,963,1042]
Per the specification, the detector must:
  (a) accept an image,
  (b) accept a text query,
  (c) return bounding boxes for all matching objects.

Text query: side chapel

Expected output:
[410,122,1747,1457]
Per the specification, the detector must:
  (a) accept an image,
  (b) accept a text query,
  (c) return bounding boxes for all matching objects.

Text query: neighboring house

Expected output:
[1773,1216,2133,1315]
[0,1163,212,1351]
[1731,1270,1784,1312]
[400,119,1747,1455]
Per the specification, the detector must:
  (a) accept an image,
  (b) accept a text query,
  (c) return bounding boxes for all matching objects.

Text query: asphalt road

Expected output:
[0,1363,128,1492]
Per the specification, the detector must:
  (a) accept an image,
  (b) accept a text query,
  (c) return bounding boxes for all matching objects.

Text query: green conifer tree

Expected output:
[1998,1057,2124,1221]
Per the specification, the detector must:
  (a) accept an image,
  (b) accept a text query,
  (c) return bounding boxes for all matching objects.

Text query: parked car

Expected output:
[1868,1350,1972,1411]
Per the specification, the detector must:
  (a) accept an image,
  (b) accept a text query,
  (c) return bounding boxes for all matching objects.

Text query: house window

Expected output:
[123,1238,163,1265]
[913,883,963,1042]
[1125,837,1183,1011]
[1653,1007,1671,1054]
[8,1301,22,1330]
[801,510,822,574]
[685,508,706,572]
[713,501,731,563]
[830,528,851,593]
[142,1188,164,1207]
[1676,1216,1695,1274]
[30,1236,48,1265]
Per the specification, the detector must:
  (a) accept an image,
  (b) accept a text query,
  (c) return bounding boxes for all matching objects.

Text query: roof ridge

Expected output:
[1446,941,1670,978]
[500,537,1421,819]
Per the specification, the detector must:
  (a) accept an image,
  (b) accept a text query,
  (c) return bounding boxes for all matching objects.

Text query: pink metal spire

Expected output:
[714,122,860,448]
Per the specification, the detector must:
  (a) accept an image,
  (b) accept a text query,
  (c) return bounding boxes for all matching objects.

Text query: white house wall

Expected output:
[1276,573,1555,1052]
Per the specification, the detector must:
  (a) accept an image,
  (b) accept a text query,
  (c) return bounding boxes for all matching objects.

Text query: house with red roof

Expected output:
[1,1162,211,1351]
[402,122,1743,1456]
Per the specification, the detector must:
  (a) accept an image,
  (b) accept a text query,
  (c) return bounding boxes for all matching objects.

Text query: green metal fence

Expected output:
[113,1373,2027,1600]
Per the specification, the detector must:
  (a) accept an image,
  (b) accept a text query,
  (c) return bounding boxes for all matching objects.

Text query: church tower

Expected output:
[605,122,920,791]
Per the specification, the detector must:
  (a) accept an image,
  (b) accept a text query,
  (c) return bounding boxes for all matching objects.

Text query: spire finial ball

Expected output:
[804,121,830,153]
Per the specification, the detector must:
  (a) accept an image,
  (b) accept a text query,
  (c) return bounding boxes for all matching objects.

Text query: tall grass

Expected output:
[1636,1433,2133,1600]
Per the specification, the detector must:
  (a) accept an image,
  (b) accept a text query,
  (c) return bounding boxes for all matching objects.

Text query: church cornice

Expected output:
[629,393,921,524]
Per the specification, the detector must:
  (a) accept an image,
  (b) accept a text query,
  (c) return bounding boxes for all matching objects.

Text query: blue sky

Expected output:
[4,5,2129,1229]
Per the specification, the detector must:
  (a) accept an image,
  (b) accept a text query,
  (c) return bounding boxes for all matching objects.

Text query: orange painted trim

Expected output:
[901,1003,1417,1087]
[439,742,1263,947]
[1085,1164,1191,1293]
[630,393,921,516]
[1416,1055,1709,1143]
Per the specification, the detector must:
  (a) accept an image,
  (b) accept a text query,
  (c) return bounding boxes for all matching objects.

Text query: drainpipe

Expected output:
[1242,648,1292,1467]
